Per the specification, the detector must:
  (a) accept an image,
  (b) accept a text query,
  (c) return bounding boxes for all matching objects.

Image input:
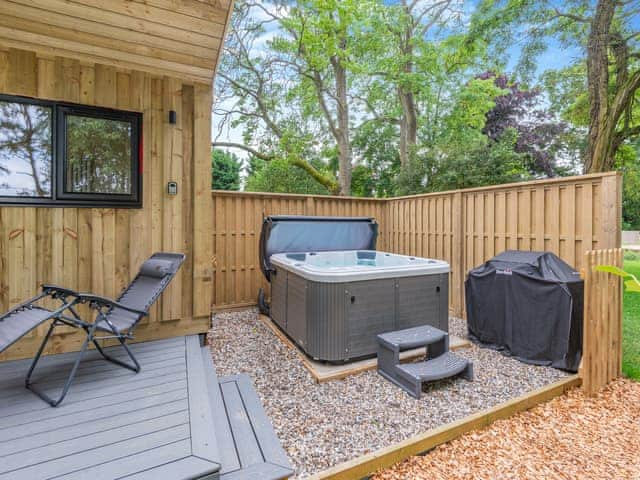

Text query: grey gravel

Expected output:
[208,309,569,479]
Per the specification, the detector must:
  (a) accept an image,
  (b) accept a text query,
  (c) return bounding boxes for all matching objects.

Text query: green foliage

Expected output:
[217,0,636,197]
[395,152,426,196]
[622,259,640,379]
[625,250,640,262]
[351,122,400,197]
[350,165,375,197]
[245,157,330,195]
[595,264,640,294]
[597,258,640,378]
[426,129,531,192]
[445,78,507,135]
[211,149,241,191]
[621,142,640,229]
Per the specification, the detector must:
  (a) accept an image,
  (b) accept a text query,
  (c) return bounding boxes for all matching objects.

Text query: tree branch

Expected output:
[551,7,590,23]
[211,142,275,161]
[610,68,640,126]
[289,156,340,194]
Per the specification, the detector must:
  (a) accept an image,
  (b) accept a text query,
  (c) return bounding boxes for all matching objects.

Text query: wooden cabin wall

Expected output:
[0,48,214,361]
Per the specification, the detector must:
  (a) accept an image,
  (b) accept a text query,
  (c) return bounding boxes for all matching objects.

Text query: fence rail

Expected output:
[212,172,622,317]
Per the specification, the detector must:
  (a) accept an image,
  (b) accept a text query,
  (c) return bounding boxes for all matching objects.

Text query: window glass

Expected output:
[0,100,52,197]
[64,115,133,195]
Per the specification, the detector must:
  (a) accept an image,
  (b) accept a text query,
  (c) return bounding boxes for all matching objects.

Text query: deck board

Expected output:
[0,379,189,429]
[214,374,294,479]
[0,336,221,480]
[220,380,264,467]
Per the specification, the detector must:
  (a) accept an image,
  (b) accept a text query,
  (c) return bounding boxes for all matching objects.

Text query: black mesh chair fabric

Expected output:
[0,307,53,353]
[98,253,185,333]
[15,252,186,406]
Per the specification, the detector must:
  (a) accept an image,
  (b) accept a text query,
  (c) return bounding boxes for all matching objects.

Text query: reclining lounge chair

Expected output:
[0,252,185,406]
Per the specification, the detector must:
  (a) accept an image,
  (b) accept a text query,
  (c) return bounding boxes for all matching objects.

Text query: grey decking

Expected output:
[201,349,294,479]
[0,335,221,480]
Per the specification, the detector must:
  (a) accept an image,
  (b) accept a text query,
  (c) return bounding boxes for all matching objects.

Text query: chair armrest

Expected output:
[77,293,149,317]
[42,284,80,298]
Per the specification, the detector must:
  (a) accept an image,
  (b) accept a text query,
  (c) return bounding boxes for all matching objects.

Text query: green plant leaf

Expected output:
[595,265,631,278]
[625,279,640,293]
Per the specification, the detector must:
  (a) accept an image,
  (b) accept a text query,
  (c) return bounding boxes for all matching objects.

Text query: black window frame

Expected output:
[0,94,142,208]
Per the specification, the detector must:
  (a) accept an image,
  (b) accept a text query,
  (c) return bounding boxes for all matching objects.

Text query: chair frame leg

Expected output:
[92,335,140,373]
[25,320,98,407]
[90,310,140,373]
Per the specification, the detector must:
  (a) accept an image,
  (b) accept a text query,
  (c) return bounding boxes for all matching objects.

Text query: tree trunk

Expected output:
[398,26,417,170]
[584,0,616,173]
[333,53,352,196]
[398,87,417,168]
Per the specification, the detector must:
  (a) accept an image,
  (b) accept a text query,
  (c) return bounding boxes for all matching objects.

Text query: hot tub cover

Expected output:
[465,250,583,372]
[259,215,378,281]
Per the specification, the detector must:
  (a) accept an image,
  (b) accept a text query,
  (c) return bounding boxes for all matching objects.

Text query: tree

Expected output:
[471,0,640,172]
[65,117,132,194]
[214,0,384,195]
[366,0,468,171]
[424,129,531,191]
[621,140,640,229]
[351,121,400,197]
[245,157,330,194]
[272,0,371,195]
[214,1,477,195]
[212,149,241,190]
[422,76,533,191]
[583,1,640,172]
[213,1,340,193]
[479,72,573,177]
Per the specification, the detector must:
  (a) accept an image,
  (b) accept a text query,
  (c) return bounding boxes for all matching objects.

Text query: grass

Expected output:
[623,252,640,380]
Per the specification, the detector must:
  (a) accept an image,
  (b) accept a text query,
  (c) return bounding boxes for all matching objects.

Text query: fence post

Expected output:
[599,173,622,249]
[451,191,465,318]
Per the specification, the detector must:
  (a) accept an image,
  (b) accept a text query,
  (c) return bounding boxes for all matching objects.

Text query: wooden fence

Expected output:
[581,248,623,395]
[212,172,622,317]
[211,191,387,309]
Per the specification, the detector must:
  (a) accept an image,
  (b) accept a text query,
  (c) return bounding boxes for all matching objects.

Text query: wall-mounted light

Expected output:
[167,181,178,195]
[169,110,177,124]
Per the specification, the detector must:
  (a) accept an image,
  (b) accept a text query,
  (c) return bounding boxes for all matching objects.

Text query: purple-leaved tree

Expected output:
[479,72,569,177]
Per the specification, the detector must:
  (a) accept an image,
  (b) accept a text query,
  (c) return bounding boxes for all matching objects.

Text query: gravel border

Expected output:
[208,309,569,479]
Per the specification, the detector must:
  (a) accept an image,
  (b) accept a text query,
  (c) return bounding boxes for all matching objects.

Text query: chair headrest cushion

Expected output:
[140,259,175,278]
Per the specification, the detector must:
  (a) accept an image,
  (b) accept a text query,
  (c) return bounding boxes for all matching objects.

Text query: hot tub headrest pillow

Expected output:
[140,259,175,278]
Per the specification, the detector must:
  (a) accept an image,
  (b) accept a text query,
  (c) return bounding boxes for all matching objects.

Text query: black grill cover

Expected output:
[259,215,378,281]
[465,251,583,372]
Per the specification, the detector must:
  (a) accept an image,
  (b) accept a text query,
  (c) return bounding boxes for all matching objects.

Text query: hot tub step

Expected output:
[383,352,473,399]
[397,352,473,382]
[377,325,473,399]
[377,325,448,352]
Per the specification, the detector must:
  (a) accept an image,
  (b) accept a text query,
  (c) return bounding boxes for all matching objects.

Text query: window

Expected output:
[0,95,142,207]
[0,99,52,198]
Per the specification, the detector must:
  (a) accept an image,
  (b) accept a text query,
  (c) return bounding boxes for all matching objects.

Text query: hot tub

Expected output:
[269,250,449,362]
